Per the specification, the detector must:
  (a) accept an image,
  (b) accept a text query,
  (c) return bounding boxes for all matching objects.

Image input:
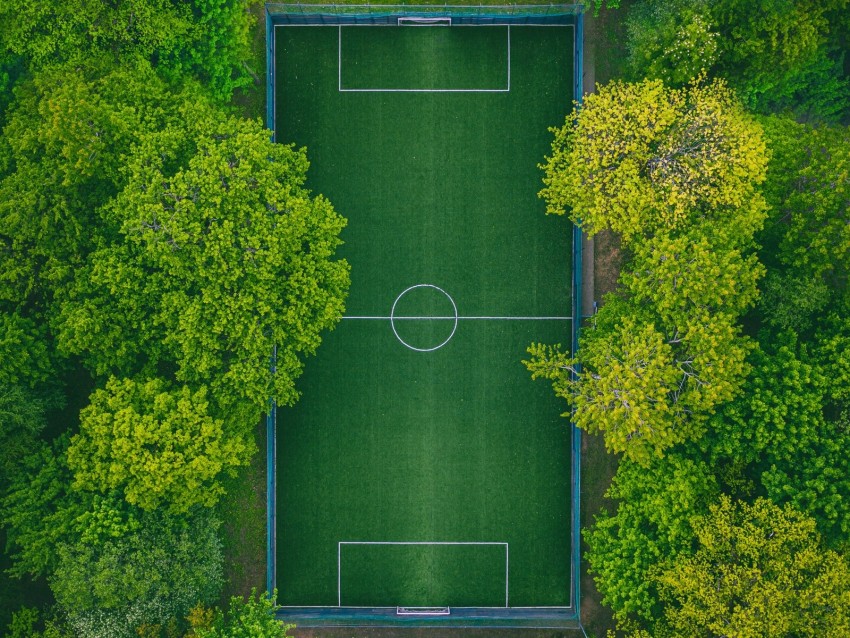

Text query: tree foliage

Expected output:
[759,116,850,291]
[50,507,223,638]
[56,109,350,415]
[1,436,87,578]
[534,78,766,463]
[190,590,295,638]
[622,231,763,325]
[626,0,719,87]
[527,307,749,463]
[697,332,850,548]
[586,453,718,626]
[527,247,755,465]
[0,0,255,100]
[67,377,252,513]
[0,58,206,308]
[540,78,768,245]
[654,497,850,637]
[624,0,850,122]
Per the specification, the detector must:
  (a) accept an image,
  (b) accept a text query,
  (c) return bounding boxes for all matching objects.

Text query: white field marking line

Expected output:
[343,316,572,320]
[390,283,458,352]
[338,24,510,92]
[337,541,509,608]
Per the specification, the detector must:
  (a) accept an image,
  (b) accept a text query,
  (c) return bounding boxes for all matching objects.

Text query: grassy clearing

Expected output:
[218,419,267,602]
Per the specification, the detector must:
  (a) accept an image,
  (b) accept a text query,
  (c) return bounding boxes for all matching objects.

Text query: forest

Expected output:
[1,0,849,636]
[531,0,850,636]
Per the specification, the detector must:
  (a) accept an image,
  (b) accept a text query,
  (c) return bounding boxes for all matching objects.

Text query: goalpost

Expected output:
[397,16,452,26]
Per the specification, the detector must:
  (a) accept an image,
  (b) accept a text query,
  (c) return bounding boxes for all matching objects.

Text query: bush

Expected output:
[51,507,224,638]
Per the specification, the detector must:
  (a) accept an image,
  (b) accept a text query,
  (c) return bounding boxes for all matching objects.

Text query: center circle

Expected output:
[390,284,459,352]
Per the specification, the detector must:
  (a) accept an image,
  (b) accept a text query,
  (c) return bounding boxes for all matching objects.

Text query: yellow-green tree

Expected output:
[655,497,850,637]
[66,377,251,513]
[532,79,767,463]
[540,78,768,246]
[526,297,751,464]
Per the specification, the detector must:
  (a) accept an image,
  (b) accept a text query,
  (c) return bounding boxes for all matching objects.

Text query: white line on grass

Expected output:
[343,316,572,320]
[338,25,511,92]
[338,541,509,608]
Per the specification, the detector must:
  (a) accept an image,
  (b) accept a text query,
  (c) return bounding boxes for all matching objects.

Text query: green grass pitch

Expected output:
[275,23,575,608]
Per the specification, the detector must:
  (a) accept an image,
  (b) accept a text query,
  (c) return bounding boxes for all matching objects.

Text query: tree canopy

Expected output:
[531,80,765,463]
[624,0,850,122]
[0,0,256,100]
[0,5,347,631]
[67,377,251,513]
[539,78,768,245]
[55,108,350,416]
[655,497,850,637]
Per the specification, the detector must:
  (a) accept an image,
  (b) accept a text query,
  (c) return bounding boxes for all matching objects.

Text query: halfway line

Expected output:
[343,316,572,320]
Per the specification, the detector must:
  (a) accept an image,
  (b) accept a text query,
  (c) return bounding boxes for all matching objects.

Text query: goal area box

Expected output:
[265,3,585,629]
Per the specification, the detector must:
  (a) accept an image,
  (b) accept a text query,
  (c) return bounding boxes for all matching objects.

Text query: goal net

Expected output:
[397,16,452,26]
[397,607,451,615]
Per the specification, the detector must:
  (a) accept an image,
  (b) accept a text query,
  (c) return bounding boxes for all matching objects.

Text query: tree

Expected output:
[6,607,73,638]
[66,377,252,514]
[625,0,719,87]
[654,496,850,637]
[623,0,850,122]
[56,108,350,415]
[759,116,850,293]
[0,0,255,100]
[586,453,718,627]
[0,312,60,489]
[50,507,223,638]
[539,79,768,245]
[0,58,207,309]
[0,384,48,490]
[190,590,295,638]
[699,333,850,547]
[527,294,751,464]
[0,313,56,388]
[621,231,763,326]
[1,436,87,578]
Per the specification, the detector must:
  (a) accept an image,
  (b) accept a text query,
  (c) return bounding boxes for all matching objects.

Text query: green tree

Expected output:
[626,0,719,87]
[622,230,764,325]
[655,496,850,637]
[1,436,87,578]
[0,0,255,100]
[700,333,850,547]
[540,79,768,245]
[191,590,294,638]
[759,116,850,293]
[6,607,73,638]
[0,58,206,308]
[624,0,850,122]
[56,108,350,415]
[586,453,718,627]
[0,384,49,490]
[527,295,751,464]
[67,377,252,513]
[50,507,223,638]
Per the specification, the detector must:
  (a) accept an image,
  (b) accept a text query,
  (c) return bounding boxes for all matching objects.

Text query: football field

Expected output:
[274,22,576,610]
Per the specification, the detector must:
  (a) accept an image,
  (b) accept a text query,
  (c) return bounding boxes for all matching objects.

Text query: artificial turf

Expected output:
[275,23,575,609]
[340,25,509,90]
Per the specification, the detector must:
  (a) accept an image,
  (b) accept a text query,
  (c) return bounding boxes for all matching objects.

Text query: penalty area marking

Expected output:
[338,541,509,608]
[338,25,511,92]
